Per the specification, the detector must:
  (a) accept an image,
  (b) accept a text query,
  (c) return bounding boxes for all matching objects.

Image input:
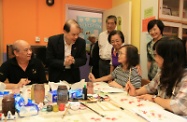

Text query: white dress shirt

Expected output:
[98,31,112,60]
[64,39,73,69]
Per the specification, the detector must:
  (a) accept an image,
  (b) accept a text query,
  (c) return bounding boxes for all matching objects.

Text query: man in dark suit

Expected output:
[88,34,100,78]
[46,19,87,84]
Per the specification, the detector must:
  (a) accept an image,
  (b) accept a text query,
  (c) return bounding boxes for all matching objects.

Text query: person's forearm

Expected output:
[109,81,123,88]
[110,65,114,73]
[154,97,172,111]
[95,75,111,82]
[4,83,17,89]
[147,61,151,71]
[136,86,148,96]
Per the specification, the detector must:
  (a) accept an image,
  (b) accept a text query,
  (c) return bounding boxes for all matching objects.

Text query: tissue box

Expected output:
[68,89,82,99]
[47,90,57,102]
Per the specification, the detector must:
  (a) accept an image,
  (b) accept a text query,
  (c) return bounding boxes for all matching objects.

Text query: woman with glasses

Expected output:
[108,30,125,73]
[126,37,187,116]
[89,44,141,89]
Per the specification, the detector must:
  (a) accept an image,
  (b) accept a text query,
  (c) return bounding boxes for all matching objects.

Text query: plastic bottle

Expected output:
[82,85,87,100]
[57,85,68,105]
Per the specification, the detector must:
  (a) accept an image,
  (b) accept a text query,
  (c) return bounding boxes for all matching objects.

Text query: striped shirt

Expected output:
[111,66,141,88]
[145,69,187,116]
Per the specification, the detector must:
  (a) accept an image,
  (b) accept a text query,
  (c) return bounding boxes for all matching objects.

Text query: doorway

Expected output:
[66,5,104,81]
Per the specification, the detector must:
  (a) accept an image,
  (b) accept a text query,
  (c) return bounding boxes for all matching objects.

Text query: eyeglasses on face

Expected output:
[118,51,126,56]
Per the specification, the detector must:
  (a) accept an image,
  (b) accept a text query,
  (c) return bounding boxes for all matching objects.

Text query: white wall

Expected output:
[140,0,158,79]
[103,2,132,44]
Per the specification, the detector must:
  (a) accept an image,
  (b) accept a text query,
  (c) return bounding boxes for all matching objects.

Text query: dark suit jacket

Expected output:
[89,41,100,68]
[46,34,87,83]
[89,41,100,78]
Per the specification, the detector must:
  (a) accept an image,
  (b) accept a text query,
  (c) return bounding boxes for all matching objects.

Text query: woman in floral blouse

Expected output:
[147,19,164,80]
[126,37,187,116]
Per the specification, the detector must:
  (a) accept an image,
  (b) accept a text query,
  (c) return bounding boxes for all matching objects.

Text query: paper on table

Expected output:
[132,106,187,122]
[0,82,6,92]
[70,79,85,90]
[59,80,71,90]
[49,79,85,91]
[93,82,124,93]
[97,101,118,111]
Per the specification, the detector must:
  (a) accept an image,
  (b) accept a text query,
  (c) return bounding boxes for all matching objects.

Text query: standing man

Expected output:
[88,34,100,78]
[46,19,87,84]
[98,15,117,78]
[0,40,47,85]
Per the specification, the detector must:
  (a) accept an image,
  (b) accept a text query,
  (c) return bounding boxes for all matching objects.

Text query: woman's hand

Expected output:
[125,81,137,96]
[88,73,96,82]
[137,94,154,102]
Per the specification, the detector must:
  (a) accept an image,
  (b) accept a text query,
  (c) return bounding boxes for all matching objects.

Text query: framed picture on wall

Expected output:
[162,7,172,15]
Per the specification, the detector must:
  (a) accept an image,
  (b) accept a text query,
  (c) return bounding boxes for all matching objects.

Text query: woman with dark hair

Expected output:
[147,19,165,80]
[89,45,141,89]
[126,37,187,116]
[108,30,125,72]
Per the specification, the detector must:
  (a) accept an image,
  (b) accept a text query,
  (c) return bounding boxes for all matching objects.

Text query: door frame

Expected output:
[0,0,3,64]
[65,4,104,21]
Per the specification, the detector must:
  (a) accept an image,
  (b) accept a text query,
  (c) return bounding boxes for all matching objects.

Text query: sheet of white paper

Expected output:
[93,82,124,93]
[0,82,6,92]
[59,80,71,90]
[132,106,187,122]
[48,81,71,91]
[70,79,85,90]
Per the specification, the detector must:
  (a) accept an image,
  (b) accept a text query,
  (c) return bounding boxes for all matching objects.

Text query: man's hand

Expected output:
[18,78,30,87]
[64,56,75,66]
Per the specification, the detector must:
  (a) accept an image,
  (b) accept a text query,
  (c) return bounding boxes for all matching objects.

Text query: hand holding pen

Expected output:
[125,68,136,96]
[125,81,137,96]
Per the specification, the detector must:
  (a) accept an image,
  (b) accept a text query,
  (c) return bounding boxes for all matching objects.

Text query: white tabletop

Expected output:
[2,82,187,122]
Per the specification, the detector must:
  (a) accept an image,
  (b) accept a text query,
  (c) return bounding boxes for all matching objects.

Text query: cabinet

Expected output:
[163,21,182,38]
[159,0,187,24]
[182,25,187,40]
[159,0,187,40]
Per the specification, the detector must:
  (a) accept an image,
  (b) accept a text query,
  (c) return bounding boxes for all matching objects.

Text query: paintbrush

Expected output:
[80,102,105,117]
[105,95,124,110]
[62,103,70,119]
[127,68,132,96]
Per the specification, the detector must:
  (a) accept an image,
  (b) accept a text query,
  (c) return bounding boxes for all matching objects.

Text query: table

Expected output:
[2,82,187,122]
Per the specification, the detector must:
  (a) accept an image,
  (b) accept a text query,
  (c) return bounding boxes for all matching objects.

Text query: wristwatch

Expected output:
[152,95,157,102]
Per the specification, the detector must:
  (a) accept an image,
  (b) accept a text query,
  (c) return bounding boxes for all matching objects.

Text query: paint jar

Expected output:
[33,84,45,104]
[2,94,15,117]
[57,85,68,105]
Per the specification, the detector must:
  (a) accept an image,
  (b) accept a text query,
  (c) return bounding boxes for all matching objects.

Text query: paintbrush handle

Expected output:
[109,100,124,110]
[80,102,105,117]
[62,103,70,118]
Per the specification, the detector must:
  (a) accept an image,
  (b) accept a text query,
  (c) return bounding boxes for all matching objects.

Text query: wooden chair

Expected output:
[141,78,150,86]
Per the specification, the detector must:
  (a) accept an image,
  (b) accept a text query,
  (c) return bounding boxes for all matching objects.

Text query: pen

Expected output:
[80,102,105,117]
[127,68,132,96]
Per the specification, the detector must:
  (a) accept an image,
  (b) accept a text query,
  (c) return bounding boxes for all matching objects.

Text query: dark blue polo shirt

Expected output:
[0,57,47,84]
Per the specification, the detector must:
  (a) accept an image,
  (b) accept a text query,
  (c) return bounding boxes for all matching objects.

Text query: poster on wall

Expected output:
[77,16,102,52]
[117,16,122,31]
